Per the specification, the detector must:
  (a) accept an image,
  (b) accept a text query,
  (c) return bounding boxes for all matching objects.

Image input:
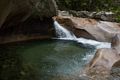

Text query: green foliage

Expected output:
[109,4,120,22]
[56,0,120,22]
[116,15,120,22]
[56,0,115,11]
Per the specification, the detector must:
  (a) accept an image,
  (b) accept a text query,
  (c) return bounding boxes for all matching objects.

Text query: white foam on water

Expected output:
[76,38,111,49]
[54,21,111,49]
[54,21,76,40]
[54,20,111,63]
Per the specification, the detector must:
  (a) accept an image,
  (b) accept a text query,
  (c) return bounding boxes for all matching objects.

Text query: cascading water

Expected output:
[54,20,111,49]
[54,21,76,40]
[54,20,111,63]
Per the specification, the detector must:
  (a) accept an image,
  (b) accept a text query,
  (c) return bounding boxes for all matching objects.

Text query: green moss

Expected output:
[109,6,120,22]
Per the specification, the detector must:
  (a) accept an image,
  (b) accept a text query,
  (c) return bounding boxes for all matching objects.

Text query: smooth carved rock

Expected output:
[55,16,120,42]
[85,34,120,79]
[90,34,120,70]
[54,15,120,79]
[89,48,120,70]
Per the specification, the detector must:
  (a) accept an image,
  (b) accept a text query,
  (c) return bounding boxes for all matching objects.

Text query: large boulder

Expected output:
[0,0,57,28]
[0,0,57,43]
[54,16,120,42]
[88,48,120,71]
[84,34,120,79]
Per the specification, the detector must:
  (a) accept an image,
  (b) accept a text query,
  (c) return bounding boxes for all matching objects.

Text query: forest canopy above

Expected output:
[56,0,120,22]
[56,0,120,11]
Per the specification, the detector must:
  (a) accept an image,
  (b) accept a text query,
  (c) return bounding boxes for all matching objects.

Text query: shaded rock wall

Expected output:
[0,0,57,27]
[113,60,120,67]
[0,0,57,43]
[0,17,55,44]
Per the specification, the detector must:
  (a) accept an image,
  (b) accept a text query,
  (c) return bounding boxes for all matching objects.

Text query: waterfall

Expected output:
[54,21,76,40]
[54,21,111,49]
[54,20,111,69]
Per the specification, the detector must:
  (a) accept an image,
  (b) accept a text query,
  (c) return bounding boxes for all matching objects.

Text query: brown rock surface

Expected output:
[89,48,120,70]
[54,16,120,42]
[85,34,120,79]
[113,60,120,67]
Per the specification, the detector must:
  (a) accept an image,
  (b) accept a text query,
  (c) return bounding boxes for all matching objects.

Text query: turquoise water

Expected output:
[0,40,95,80]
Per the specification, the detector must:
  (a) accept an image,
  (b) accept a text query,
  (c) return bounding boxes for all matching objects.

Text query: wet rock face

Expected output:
[0,0,57,43]
[55,16,120,42]
[0,17,55,44]
[111,34,120,49]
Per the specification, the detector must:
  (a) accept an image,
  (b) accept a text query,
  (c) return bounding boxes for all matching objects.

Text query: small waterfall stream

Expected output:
[54,21,76,40]
[54,21,111,49]
[53,21,120,80]
[54,20,111,65]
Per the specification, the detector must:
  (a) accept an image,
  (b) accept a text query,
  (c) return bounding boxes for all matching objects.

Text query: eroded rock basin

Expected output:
[0,39,119,80]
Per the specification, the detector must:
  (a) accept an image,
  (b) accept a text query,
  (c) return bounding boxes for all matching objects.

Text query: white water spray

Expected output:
[54,21,111,49]
[54,21,76,40]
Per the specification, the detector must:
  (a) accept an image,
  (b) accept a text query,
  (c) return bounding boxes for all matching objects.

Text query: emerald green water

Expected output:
[0,40,94,80]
